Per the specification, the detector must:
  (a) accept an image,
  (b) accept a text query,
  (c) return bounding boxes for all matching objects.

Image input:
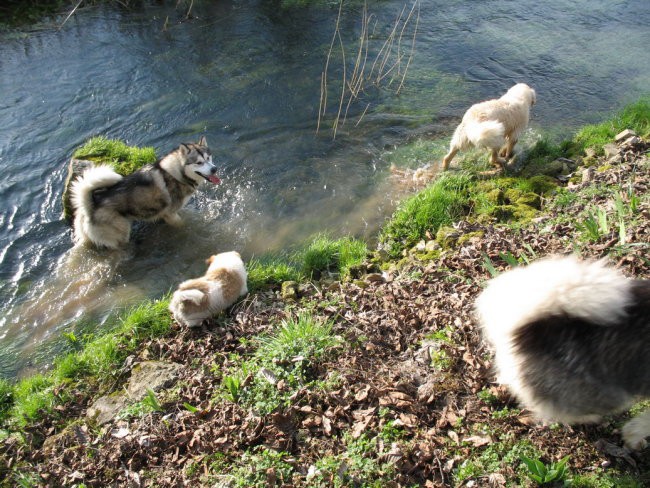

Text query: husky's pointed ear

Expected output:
[179,143,191,154]
[198,136,207,147]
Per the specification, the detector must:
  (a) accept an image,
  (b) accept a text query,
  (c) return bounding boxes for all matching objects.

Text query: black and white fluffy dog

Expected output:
[475,255,650,449]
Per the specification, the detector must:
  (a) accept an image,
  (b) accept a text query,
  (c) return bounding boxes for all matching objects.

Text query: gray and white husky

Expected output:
[476,255,650,450]
[70,136,220,249]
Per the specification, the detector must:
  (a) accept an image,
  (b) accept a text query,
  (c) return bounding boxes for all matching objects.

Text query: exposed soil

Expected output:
[3,139,650,487]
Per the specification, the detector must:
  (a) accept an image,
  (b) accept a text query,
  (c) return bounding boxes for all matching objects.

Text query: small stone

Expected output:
[582,167,595,183]
[281,281,299,301]
[364,273,384,283]
[584,147,597,158]
[126,361,183,400]
[425,240,438,252]
[623,136,641,146]
[603,143,619,158]
[87,393,129,425]
[414,240,426,252]
[615,129,636,143]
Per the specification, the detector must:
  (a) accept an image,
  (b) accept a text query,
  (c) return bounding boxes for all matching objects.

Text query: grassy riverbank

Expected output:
[1,100,650,486]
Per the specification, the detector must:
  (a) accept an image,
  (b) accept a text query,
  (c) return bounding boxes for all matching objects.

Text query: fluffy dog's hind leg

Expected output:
[489,149,507,169]
[622,410,650,450]
[500,138,517,159]
[442,147,458,171]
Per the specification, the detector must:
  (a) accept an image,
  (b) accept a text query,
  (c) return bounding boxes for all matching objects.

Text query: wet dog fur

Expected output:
[442,83,536,170]
[169,251,248,327]
[70,136,220,249]
[475,255,650,450]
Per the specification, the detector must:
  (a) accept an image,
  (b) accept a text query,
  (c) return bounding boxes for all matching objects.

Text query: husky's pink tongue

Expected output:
[207,175,221,184]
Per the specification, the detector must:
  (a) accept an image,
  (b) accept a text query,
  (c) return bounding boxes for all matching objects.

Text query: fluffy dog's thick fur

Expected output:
[70,137,220,249]
[442,83,536,170]
[475,255,650,449]
[169,251,248,327]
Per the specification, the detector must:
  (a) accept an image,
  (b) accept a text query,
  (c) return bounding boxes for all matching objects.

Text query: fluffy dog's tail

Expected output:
[475,255,632,347]
[70,165,122,218]
[464,119,505,150]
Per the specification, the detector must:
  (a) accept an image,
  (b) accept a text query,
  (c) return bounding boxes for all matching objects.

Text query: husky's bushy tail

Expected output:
[70,165,122,246]
[453,119,505,152]
[475,256,631,345]
[475,255,649,434]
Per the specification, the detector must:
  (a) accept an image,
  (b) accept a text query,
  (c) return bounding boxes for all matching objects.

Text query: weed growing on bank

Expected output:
[247,235,368,289]
[219,312,340,415]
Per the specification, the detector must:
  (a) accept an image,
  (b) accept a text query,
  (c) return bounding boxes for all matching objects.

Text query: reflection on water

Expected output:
[1,0,649,377]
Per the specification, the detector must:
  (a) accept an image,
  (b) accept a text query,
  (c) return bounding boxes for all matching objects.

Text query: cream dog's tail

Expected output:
[464,119,505,150]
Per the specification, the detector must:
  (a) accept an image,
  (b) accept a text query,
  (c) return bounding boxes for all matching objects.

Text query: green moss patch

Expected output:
[72,136,157,175]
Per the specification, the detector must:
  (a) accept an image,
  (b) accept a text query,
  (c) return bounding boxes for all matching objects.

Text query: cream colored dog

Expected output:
[169,251,248,327]
[441,83,536,170]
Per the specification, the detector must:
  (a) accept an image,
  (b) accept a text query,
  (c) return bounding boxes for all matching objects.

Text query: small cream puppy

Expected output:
[442,83,536,170]
[169,251,248,327]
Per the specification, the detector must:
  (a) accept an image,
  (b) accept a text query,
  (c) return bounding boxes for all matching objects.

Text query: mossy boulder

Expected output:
[485,188,505,205]
[504,189,541,209]
[435,226,460,249]
[457,230,484,246]
[281,281,299,301]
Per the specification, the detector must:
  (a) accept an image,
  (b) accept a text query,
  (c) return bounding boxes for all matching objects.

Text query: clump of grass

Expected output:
[453,438,540,485]
[11,374,57,423]
[380,172,472,257]
[2,297,172,427]
[574,98,650,154]
[221,312,339,415]
[519,454,570,486]
[312,432,398,487]
[0,378,14,422]
[301,235,368,280]
[229,447,295,487]
[73,136,157,175]
[247,254,303,291]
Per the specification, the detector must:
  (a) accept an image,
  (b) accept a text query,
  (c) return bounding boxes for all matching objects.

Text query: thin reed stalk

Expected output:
[318,0,420,139]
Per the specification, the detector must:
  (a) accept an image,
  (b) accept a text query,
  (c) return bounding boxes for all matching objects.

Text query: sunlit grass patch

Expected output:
[574,98,650,154]
[380,172,472,257]
[311,432,399,487]
[453,437,540,486]
[1,297,172,427]
[301,235,368,280]
[220,312,340,415]
[247,254,303,291]
[12,374,58,423]
[73,136,157,175]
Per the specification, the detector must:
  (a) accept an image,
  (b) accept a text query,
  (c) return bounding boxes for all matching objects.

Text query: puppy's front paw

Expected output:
[622,417,650,450]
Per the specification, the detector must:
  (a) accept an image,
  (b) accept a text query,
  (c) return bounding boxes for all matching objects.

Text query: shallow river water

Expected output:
[0,0,649,377]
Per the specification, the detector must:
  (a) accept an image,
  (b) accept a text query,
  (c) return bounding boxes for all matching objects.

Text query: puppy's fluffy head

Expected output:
[502,83,536,107]
[206,251,243,271]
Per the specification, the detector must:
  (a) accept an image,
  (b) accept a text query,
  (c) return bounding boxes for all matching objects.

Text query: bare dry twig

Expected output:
[318,0,420,139]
